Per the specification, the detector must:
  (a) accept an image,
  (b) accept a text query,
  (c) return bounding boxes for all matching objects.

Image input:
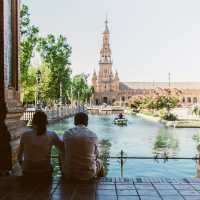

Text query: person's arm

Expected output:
[17,134,24,165]
[52,133,64,153]
[94,137,99,160]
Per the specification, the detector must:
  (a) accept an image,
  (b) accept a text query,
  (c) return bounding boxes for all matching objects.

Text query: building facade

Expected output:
[0,0,26,172]
[92,21,200,106]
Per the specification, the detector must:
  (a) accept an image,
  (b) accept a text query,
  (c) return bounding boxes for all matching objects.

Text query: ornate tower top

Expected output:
[114,70,119,81]
[92,70,97,80]
[99,19,112,64]
[104,19,109,33]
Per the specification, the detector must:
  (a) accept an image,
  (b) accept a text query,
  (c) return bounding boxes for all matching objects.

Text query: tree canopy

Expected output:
[37,34,72,101]
[72,74,94,104]
[20,4,39,84]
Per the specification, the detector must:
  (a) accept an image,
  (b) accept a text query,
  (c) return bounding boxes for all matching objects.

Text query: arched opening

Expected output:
[187,97,191,103]
[95,99,99,105]
[122,96,125,101]
[182,97,185,103]
[103,97,108,104]
[193,97,197,104]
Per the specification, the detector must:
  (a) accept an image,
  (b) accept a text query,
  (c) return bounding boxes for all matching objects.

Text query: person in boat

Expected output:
[118,113,124,119]
[62,112,105,180]
[17,111,64,181]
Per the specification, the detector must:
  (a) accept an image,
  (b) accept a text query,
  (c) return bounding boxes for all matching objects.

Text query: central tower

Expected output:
[98,19,113,82]
[92,20,120,105]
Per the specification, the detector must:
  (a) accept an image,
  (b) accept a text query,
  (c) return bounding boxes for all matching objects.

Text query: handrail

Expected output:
[51,155,200,160]
[51,149,200,177]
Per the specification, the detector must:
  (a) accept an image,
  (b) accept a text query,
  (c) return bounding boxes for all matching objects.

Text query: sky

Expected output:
[22,0,200,83]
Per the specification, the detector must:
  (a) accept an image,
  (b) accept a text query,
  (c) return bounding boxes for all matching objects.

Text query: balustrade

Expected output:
[20,105,84,123]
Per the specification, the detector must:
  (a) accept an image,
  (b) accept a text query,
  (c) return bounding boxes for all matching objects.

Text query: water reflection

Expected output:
[99,139,112,176]
[192,132,200,178]
[49,115,199,177]
[193,131,200,145]
[153,128,179,157]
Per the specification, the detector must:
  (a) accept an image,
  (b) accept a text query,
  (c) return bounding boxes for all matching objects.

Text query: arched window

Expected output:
[193,97,197,103]
[103,97,108,104]
[187,97,191,103]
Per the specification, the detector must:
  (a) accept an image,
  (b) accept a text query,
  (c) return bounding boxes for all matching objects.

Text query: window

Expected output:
[187,97,191,103]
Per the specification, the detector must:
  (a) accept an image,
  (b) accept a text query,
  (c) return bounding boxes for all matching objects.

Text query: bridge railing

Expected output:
[21,111,35,122]
[21,105,85,123]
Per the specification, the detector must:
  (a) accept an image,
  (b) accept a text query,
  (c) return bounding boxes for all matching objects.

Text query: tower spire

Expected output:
[104,16,109,33]
[100,19,111,64]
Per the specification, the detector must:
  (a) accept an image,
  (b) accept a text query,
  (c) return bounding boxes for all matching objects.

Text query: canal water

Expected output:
[48,114,200,178]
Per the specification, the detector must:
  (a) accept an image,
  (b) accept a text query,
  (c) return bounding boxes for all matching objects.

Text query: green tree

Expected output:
[131,97,144,111]
[22,67,37,103]
[156,95,179,112]
[37,34,72,101]
[20,4,39,84]
[192,106,199,116]
[39,65,51,104]
[72,74,93,103]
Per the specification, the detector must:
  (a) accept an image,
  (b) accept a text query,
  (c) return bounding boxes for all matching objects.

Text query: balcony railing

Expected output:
[51,150,200,178]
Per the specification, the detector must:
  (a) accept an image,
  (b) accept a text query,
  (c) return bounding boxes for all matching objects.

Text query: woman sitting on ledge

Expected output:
[17,111,64,181]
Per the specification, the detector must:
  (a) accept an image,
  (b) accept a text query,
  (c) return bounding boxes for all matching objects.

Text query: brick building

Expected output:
[92,20,200,106]
[0,0,26,172]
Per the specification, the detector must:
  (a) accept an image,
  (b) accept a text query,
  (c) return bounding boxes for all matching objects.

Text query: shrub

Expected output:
[160,112,177,121]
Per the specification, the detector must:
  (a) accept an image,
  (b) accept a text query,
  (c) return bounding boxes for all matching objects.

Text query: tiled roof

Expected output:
[120,82,200,90]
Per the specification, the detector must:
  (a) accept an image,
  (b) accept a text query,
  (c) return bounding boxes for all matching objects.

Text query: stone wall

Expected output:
[3,0,27,167]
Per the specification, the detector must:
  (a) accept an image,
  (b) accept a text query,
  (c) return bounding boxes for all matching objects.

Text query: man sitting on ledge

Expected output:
[62,112,104,180]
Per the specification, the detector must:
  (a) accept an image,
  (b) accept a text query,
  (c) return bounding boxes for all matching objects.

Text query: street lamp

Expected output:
[59,81,63,105]
[35,69,41,110]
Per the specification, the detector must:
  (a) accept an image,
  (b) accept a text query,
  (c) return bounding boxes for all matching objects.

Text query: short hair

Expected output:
[74,112,88,126]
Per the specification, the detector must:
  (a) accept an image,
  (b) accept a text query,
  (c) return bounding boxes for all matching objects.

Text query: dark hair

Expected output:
[74,112,88,126]
[32,111,48,136]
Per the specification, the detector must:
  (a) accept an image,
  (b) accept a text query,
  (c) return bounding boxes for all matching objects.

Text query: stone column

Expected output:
[0,0,12,175]
[2,0,27,173]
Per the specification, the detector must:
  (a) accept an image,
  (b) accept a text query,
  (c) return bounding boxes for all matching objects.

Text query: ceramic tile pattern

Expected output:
[1,176,200,199]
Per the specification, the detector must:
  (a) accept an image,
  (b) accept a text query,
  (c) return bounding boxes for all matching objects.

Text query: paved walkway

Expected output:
[1,176,200,199]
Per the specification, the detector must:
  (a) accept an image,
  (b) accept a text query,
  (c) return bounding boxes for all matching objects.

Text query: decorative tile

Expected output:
[191,184,200,190]
[178,189,200,196]
[153,184,174,190]
[96,189,116,196]
[183,196,200,200]
[135,184,154,190]
[161,196,184,200]
[96,195,117,200]
[117,189,138,196]
[137,189,159,196]
[118,196,140,200]
[97,184,116,190]
[140,196,162,200]
[172,184,194,190]
[158,189,179,196]
[116,184,135,190]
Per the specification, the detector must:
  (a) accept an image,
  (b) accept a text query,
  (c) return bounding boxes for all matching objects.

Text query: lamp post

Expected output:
[59,81,63,105]
[35,69,41,110]
[168,72,171,89]
[78,90,80,112]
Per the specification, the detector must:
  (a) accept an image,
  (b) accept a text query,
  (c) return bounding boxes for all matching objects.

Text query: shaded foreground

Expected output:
[1,176,200,199]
